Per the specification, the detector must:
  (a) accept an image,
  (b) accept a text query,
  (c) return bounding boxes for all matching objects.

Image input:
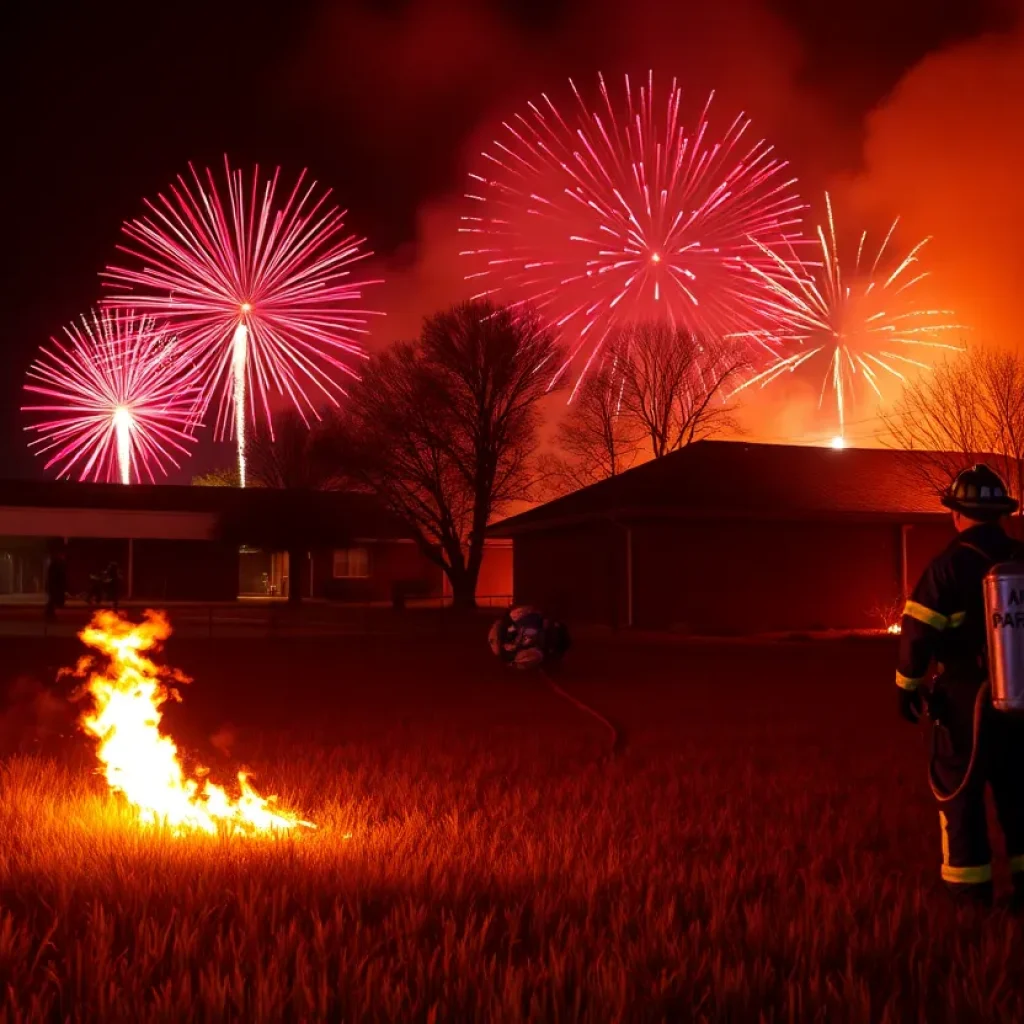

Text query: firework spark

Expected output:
[22,310,200,484]
[459,71,807,395]
[740,193,965,438]
[103,157,384,485]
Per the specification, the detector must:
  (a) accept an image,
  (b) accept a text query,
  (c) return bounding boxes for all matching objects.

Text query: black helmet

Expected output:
[941,464,1018,520]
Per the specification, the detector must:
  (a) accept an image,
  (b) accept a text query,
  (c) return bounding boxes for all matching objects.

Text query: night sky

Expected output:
[5,0,1021,477]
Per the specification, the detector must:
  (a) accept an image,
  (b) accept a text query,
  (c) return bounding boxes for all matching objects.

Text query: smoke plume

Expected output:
[852,18,1024,350]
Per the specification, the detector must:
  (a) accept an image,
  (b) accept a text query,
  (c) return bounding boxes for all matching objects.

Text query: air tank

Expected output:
[984,562,1024,712]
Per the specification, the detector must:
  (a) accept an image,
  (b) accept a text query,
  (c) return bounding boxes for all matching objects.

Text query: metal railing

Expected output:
[1,595,514,640]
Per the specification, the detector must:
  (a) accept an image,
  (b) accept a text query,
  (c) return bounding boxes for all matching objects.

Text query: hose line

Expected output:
[928,682,988,804]
[540,669,621,757]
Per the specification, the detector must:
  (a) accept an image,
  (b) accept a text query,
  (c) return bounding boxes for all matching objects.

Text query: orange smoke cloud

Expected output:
[287,0,1020,447]
[852,19,1024,350]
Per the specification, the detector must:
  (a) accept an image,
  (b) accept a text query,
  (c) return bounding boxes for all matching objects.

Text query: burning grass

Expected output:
[2,634,1024,1021]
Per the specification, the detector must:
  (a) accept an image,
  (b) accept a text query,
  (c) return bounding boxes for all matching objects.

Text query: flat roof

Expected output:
[0,480,416,543]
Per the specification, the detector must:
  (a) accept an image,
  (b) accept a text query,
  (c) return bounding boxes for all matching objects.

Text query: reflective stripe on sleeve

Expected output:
[941,863,993,885]
[1010,854,1024,876]
[904,600,948,631]
[896,671,925,691]
[948,611,967,629]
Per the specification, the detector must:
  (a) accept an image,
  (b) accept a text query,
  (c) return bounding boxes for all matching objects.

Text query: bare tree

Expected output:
[611,322,749,458]
[191,412,336,490]
[984,350,1024,509]
[328,301,562,607]
[541,366,644,496]
[192,466,243,487]
[884,347,1024,509]
[247,409,339,490]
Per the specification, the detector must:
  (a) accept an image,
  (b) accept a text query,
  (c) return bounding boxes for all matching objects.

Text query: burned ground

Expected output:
[1,627,1022,1021]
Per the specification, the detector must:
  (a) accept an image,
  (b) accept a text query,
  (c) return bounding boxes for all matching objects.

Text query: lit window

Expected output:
[333,547,370,578]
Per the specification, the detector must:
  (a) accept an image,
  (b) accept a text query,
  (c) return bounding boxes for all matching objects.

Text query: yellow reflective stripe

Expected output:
[1010,854,1024,875]
[948,611,967,629]
[904,600,948,630]
[940,812,950,867]
[942,863,993,885]
[896,671,925,691]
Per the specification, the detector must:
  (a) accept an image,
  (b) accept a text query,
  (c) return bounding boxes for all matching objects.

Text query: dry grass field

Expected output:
[1,625,1023,1022]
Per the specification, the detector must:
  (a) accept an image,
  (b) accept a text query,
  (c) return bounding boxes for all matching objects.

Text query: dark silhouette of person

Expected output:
[104,561,122,612]
[44,551,67,621]
[87,569,104,607]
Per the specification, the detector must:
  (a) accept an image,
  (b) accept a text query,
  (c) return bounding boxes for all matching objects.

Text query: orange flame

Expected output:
[887,622,902,635]
[72,609,313,834]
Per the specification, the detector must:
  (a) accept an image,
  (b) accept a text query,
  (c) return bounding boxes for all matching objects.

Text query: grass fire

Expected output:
[71,610,313,835]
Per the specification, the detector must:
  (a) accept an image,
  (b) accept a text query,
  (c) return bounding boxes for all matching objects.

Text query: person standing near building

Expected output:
[44,549,67,622]
[896,464,1024,907]
[104,561,122,612]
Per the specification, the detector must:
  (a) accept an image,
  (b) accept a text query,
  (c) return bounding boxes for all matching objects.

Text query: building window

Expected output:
[333,547,370,579]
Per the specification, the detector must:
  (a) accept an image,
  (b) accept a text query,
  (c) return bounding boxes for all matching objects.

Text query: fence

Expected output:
[1,595,514,640]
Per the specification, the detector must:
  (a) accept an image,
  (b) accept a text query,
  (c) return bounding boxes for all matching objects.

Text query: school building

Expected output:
[0,480,511,605]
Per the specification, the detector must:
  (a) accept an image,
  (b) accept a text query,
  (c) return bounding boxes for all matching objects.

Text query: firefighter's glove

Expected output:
[898,687,925,724]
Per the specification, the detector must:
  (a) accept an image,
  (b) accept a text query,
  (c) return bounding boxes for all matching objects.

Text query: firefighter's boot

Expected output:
[1009,873,1024,914]
[946,880,994,909]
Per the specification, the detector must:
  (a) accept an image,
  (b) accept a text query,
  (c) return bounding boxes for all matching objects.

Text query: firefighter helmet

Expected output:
[941,464,1018,520]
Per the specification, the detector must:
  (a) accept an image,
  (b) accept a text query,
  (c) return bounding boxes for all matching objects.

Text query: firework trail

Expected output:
[103,157,384,485]
[22,310,200,484]
[459,71,807,396]
[739,193,965,438]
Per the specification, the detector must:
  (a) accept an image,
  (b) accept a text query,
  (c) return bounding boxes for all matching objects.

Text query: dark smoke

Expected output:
[285,0,1022,446]
[286,0,836,346]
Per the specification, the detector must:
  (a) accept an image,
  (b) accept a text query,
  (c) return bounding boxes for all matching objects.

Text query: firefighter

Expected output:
[897,463,1024,907]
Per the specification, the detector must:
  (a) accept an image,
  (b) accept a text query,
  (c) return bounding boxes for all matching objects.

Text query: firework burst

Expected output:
[22,310,200,484]
[459,71,807,395]
[103,157,384,485]
[740,193,965,438]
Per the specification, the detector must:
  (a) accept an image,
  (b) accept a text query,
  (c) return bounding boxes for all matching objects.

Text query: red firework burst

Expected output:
[459,72,807,393]
[22,310,200,484]
[102,157,384,483]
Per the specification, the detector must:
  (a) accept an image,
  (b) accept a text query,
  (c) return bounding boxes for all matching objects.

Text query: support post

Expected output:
[900,523,911,602]
[127,537,134,600]
[625,524,634,628]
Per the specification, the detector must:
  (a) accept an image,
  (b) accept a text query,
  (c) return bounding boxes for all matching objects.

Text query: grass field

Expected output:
[1,625,1023,1022]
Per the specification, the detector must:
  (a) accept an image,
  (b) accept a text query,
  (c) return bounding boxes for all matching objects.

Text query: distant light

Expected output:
[240,302,252,313]
[831,435,846,450]
[650,252,661,264]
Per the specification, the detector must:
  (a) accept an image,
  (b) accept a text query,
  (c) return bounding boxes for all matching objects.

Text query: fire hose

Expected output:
[927,682,988,804]
[540,669,621,757]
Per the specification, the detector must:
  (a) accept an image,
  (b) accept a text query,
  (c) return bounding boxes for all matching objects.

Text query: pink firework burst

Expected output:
[459,71,807,394]
[102,157,384,485]
[22,309,201,484]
